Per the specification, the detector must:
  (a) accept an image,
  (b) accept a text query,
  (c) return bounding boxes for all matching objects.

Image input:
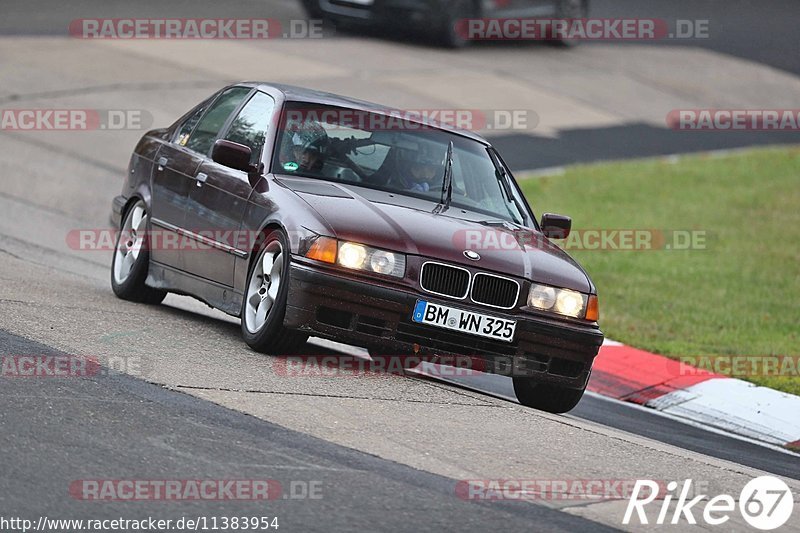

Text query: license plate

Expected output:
[412,300,516,342]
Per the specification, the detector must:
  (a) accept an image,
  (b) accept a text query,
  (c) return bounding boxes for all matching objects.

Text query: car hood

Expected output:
[277,177,592,293]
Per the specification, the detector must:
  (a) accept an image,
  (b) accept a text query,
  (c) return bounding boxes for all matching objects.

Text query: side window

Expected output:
[174,98,212,146]
[223,92,276,166]
[185,87,251,156]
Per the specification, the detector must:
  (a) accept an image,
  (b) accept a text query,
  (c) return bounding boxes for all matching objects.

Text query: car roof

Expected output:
[238,81,491,145]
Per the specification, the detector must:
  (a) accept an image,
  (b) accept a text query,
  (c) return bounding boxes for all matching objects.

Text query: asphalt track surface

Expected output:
[1,1,799,531]
[2,324,798,530]
[0,330,616,532]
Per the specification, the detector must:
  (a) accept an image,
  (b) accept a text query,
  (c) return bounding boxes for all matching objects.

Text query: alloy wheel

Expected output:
[244,240,284,333]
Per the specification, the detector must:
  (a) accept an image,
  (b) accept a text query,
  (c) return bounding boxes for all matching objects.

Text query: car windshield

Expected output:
[271,102,528,224]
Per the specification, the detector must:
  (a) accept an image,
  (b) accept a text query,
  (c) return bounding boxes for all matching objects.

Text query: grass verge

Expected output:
[519,146,800,396]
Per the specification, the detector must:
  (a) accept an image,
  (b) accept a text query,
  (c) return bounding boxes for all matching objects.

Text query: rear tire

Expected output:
[241,229,307,354]
[110,200,167,305]
[513,378,586,413]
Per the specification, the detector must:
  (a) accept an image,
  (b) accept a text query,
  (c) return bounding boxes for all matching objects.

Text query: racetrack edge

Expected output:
[590,341,800,450]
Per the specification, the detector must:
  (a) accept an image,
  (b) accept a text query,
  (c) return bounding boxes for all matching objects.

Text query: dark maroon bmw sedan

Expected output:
[110,82,603,413]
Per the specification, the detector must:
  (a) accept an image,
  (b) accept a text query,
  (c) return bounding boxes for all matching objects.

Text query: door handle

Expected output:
[196,172,208,187]
[157,157,168,171]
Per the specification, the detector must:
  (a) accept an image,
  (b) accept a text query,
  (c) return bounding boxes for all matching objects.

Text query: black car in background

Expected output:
[301,0,588,47]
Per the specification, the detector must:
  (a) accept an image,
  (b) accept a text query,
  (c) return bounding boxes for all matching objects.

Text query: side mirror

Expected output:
[212,139,253,172]
[540,213,571,239]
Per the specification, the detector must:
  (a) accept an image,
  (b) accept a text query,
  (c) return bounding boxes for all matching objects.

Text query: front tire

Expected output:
[300,0,338,27]
[241,229,307,354]
[436,0,476,48]
[300,0,324,19]
[111,200,166,304]
[552,0,587,47]
[513,378,586,413]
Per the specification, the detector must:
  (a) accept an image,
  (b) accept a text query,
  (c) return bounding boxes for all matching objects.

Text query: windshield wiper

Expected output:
[434,141,454,214]
[489,150,525,226]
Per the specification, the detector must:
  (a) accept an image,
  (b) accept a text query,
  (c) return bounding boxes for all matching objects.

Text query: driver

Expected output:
[280,121,329,174]
[294,134,327,173]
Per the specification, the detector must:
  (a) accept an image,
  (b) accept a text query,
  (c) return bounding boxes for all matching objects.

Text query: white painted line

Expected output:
[647,378,800,446]
[518,165,566,179]
[601,338,623,346]
[308,337,370,357]
[583,391,800,457]
[515,144,800,179]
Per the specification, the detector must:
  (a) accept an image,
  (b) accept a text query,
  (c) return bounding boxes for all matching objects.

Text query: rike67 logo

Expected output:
[624,476,794,530]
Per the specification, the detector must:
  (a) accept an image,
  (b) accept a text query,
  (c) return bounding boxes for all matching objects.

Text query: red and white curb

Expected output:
[590,340,800,450]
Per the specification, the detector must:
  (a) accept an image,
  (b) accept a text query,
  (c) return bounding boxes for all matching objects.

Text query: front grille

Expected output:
[420,262,469,299]
[470,273,519,309]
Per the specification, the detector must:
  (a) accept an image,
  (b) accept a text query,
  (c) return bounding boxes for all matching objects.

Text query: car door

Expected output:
[149,101,211,271]
[151,86,251,275]
[182,90,277,287]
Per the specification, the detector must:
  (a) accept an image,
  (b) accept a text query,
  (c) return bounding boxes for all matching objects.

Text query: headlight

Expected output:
[527,283,596,320]
[338,242,405,277]
[555,290,584,317]
[304,237,406,278]
[370,250,397,275]
[528,285,556,309]
[338,242,368,269]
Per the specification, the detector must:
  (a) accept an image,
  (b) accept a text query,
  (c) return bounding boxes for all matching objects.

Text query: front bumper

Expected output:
[285,261,604,389]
